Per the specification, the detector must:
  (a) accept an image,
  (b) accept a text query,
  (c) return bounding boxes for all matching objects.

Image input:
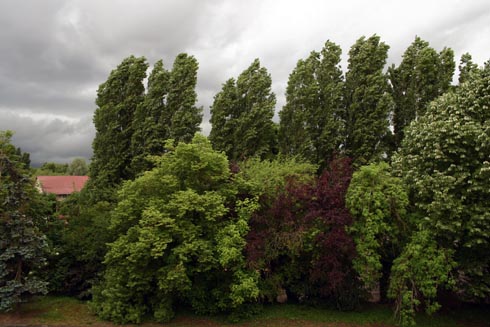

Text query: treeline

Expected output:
[31,158,89,176]
[1,34,489,327]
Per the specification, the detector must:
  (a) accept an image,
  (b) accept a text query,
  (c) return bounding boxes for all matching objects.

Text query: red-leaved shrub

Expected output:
[246,157,360,308]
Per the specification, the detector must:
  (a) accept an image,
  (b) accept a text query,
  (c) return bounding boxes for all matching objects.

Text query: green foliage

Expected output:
[392,62,490,323]
[279,40,344,168]
[0,131,48,311]
[166,54,203,143]
[66,158,88,176]
[209,78,238,157]
[395,63,490,290]
[130,60,171,175]
[210,59,276,161]
[346,162,409,290]
[58,196,113,296]
[343,35,393,165]
[89,53,202,201]
[91,135,259,323]
[458,52,479,85]
[388,230,456,327]
[236,156,317,198]
[244,157,359,309]
[88,55,148,201]
[35,181,112,298]
[131,54,202,177]
[389,37,455,149]
[34,162,69,176]
[31,193,62,293]
[15,147,30,170]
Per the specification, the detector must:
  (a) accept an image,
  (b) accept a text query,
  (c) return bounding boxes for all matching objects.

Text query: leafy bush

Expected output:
[91,135,259,323]
[0,131,48,311]
[246,157,361,309]
[346,162,409,294]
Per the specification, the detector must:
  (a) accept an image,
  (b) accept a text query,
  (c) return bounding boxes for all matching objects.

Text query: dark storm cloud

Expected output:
[0,0,216,115]
[0,0,221,164]
[0,110,94,166]
[0,1,102,115]
[0,0,489,165]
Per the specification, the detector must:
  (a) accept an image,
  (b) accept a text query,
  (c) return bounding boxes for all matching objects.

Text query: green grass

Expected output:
[2,296,100,325]
[1,296,489,327]
[251,303,394,324]
[26,296,76,320]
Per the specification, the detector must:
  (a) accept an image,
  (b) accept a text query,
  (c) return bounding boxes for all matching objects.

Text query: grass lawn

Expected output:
[0,296,488,327]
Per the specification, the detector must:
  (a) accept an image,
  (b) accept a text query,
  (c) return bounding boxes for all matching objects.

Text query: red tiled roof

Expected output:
[36,176,89,195]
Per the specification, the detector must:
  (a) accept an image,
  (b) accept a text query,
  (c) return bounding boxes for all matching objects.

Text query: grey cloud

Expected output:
[0,110,94,166]
[423,2,490,64]
[0,2,105,116]
[0,0,216,116]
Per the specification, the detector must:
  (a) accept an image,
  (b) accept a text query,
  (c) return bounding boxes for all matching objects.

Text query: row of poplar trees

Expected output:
[89,35,467,198]
[88,54,202,201]
[211,35,457,168]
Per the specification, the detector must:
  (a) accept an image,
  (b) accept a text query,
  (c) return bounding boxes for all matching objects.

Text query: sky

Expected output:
[0,0,489,166]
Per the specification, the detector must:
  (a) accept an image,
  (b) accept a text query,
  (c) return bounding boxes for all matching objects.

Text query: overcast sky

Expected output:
[1,0,489,166]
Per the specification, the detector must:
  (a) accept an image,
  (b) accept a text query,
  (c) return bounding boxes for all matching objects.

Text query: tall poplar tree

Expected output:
[208,78,238,157]
[131,60,171,175]
[458,52,479,85]
[130,54,202,176]
[343,35,392,165]
[166,53,202,143]
[279,40,344,167]
[389,37,455,148]
[89,56,148,200]
[209,59,276,161]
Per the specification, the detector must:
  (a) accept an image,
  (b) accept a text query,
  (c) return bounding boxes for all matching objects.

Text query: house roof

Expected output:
[36,176,89,195]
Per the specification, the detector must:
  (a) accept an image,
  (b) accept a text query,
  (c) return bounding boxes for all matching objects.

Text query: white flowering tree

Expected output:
[391,62,490,325]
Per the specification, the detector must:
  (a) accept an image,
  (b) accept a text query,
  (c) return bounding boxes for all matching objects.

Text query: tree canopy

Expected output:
[0,131,48,311]
[346,162,409,291]
[279,41,344,168]
[385,62,490,325]
[130,59,171,175]
[89,55,148,200]
[389,36,455,149]
[89,54,203,200]
[130,54,202,177]
[343,35,392,165]
[246,157,359,309]
[210,59,276,161]
[67,158,89,176]
[166,54,202,143]
[91,135,259,323]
